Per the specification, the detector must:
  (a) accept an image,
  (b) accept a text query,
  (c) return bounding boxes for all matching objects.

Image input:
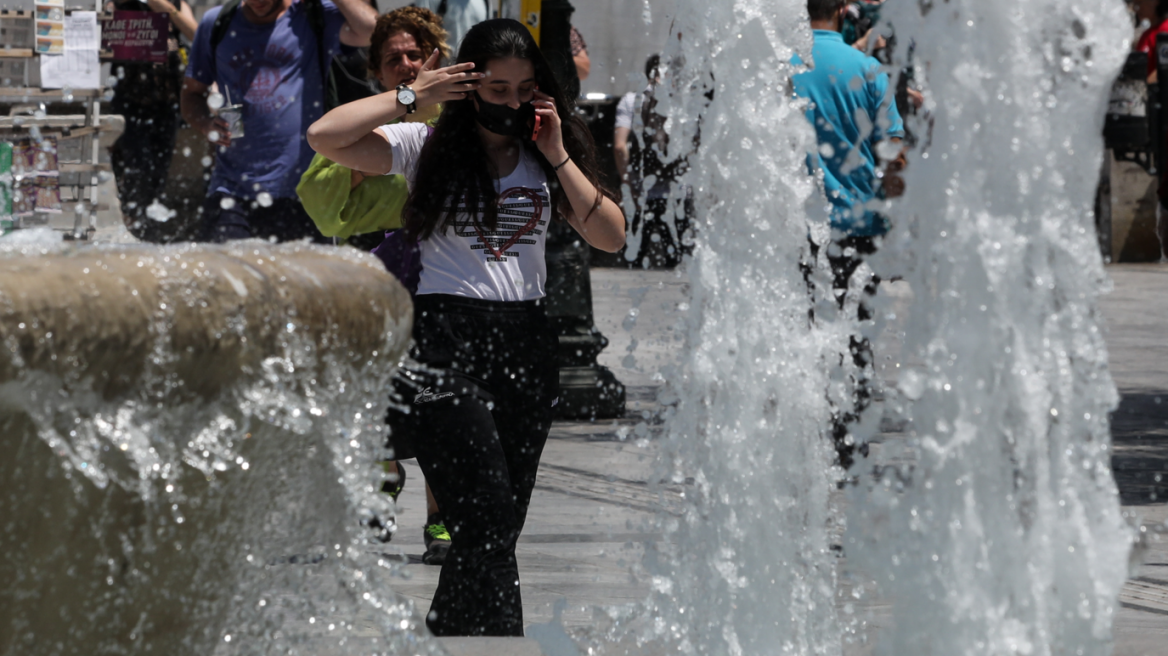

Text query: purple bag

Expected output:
[371,229,422,297]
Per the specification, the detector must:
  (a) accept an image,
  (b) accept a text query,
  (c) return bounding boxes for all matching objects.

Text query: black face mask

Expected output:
[474,94,535,138]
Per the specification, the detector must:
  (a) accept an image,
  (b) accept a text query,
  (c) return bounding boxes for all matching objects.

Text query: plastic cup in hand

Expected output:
[218,105,245,140]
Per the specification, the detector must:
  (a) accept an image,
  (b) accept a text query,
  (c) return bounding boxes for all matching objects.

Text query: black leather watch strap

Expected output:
[395,84,417,114]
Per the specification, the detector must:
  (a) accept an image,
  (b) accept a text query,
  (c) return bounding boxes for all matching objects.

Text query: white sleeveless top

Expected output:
[379,122,552,302]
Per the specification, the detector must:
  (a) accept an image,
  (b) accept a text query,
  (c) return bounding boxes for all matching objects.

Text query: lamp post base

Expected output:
[556,364,625,420]
[545,221,626,420]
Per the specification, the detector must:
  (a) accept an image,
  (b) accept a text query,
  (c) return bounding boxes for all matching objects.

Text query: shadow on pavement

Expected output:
[1112,390,1168,506]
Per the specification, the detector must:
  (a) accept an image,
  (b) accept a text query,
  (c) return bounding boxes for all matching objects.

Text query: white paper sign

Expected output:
[39,11,100,90]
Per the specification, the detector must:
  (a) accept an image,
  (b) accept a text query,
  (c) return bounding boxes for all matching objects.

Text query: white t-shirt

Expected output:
[614,92,637,130]
[379,122,552,302]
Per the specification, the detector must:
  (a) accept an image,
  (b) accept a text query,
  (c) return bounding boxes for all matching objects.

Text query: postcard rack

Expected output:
[2,1,111,239]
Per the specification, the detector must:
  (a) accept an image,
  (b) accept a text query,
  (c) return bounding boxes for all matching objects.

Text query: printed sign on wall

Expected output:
[101,10,168,63]
[34,0,64,54]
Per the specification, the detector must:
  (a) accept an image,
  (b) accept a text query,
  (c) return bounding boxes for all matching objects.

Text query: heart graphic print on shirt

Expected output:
[457,186,550,262]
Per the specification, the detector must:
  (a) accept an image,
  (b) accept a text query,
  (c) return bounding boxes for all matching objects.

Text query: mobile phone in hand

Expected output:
[530,84,543,141]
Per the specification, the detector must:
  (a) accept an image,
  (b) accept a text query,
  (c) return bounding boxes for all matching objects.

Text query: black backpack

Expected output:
[207,0,346,110]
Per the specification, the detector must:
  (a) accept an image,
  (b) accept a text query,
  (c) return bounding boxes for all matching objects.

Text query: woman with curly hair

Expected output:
[363,6,451,122]
[297,5,454,564]
[300,6,453,243]
[307,18,625,636]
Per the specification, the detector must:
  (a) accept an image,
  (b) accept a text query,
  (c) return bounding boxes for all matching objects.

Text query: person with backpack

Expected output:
[180,0,377,242]
[306,19,625,635]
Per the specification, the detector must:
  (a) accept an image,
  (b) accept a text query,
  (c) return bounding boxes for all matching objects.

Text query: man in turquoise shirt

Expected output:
[793,0,904,236]
[794,0,906,474]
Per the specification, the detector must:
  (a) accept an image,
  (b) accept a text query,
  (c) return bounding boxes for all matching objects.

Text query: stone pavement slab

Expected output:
[1099,264,1168,656]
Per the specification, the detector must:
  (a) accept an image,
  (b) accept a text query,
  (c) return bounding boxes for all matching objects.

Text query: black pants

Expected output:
[806,235,880,471]
[629,196,694,268]
[110,105,179,242]
[198,192,327,243]
[388,294,559,637]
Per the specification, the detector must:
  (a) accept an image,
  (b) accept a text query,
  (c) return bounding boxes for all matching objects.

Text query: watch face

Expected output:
[398,87,416,105]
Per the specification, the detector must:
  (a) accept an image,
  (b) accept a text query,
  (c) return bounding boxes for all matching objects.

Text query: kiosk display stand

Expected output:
[0,0,115,241]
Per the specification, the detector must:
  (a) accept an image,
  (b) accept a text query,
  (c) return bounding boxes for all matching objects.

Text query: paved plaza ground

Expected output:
[381,263,1168,655]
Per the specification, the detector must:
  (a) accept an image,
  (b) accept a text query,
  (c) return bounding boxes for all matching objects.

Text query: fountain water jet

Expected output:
[844,2,1134,654]
[598,1,1133,655]
[606,4,850,654]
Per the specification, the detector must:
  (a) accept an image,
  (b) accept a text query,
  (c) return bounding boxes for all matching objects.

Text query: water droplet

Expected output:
[144,201,174,223]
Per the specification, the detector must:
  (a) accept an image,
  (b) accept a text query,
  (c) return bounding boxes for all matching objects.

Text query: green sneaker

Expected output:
[422,514,451,565]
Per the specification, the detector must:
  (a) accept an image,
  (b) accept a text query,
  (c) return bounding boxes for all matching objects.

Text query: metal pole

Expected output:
[539,0,624,418]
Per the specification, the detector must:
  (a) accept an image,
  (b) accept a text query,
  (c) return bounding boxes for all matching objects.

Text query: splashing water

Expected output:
[611,3,847,654]
[844,1,1133,655]
[145,200,177,223]
[0,242,441,655]
[602,0,1132,654]
[0,0,1137,653]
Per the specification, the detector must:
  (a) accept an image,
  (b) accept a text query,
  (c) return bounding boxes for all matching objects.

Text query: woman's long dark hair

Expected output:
[403,18,613,240]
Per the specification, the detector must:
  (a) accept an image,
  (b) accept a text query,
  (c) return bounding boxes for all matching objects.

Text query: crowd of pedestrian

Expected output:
[99,0,917,639]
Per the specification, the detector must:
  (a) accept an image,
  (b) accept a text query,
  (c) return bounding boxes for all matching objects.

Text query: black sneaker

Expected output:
[363,513,396,543]
[380,461,406,500]
[422,514,451,565]
[364,462,407,543]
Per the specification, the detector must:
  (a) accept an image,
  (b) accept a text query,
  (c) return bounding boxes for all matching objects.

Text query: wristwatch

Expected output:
[396,84,417,114]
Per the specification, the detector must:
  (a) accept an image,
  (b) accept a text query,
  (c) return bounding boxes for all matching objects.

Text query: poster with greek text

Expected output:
[102,10,168,63]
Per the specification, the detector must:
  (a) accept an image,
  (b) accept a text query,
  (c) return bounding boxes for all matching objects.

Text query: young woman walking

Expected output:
[306,19,625,637]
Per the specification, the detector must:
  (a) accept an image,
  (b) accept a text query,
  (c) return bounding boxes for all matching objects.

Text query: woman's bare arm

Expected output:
[306,50,481,174]
[532,90,625,252]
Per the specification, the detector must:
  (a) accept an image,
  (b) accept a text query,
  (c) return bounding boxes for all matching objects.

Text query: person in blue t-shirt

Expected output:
[794,0,907,474]
[181,0,377,242]
[793,0,904,238]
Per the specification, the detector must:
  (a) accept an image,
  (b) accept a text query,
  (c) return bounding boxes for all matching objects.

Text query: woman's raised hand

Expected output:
[412,50,483,108]
[532,89,568,165]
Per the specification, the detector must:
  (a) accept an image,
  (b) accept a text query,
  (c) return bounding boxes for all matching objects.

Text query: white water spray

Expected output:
[616,3,849,654]
[845,1,1133,654]
[608,0,1133,654]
